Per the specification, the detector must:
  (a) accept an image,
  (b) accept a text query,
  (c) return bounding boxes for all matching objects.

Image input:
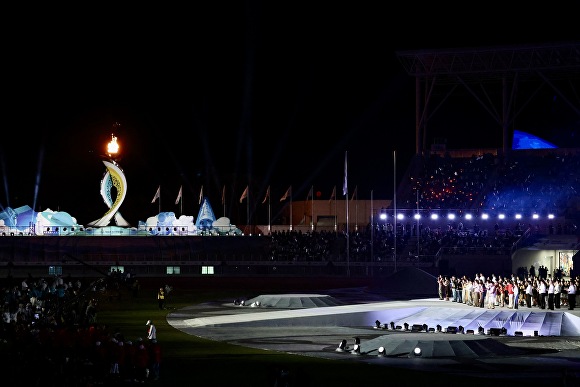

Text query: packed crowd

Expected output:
[401,151,580,218]
[1,272,161,385]
[437,271,578,310]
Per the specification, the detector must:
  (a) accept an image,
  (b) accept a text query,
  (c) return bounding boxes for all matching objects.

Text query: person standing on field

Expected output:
[157,287,165,309]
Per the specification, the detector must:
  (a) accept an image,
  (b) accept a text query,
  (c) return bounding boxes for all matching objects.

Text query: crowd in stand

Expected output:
[401,151,580,218]
[267,217,573,264]
[1,272,161,385]
[267,151,579,264]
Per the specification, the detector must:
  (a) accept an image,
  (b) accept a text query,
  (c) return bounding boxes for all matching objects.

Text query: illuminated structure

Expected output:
[87,133,130,227]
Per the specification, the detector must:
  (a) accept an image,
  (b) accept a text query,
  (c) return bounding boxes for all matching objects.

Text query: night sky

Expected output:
[2,4,578,226]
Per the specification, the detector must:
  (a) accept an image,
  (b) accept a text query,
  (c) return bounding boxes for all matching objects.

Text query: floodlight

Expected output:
[478,326,484,334]
[377,346,386,356]
[403,323,409,331]
[481,213,489,220]
[390,322,395,330]
[353,337,360,345]
[413,347,422,356]
[336,339,347,352]
[436,324,442,332]
[375,320,381,329]
[351,344,361,355]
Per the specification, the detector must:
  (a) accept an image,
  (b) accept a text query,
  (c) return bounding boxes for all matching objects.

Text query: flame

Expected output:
[107,134,119,156]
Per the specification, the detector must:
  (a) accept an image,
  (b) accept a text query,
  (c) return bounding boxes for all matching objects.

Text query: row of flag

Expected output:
[151,183,358,206]
[151,152,353,206]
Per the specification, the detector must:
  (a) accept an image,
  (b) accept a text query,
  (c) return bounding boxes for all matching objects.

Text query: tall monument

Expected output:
[87,130,130,227]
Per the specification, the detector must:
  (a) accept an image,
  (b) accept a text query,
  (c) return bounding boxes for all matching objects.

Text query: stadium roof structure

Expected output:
[396,42,580,156]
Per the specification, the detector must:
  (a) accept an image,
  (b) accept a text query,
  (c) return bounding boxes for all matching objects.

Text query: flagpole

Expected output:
[310,185,314,231]
[159,186,161,214]
[333,186,337,233]
[247,187,250,234]
[370,189,374,271]
[354,186,358,232]
[344,151,350,277]
[393,150,397,273]
[268,190,271,234]
[290,186,293,231]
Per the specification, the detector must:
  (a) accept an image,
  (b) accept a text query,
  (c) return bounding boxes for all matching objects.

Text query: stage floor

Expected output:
[168,288,580,381]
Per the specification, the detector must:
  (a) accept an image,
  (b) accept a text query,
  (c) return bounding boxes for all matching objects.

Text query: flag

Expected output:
[239,185,248,203]
[199,185,203,204]
[151,186,160,203]
[221,185,226,205]
[306,186,313,201]
[329,186,336,203]
[175,186,182,205]
[351,185,358,201]
[342,151,348,196]
[262,185,270,204]
[280,186,291,202]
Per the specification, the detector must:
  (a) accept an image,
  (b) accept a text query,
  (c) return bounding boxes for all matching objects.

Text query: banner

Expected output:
[239,186,248,203]
[151,186,160,203]
[175,186,182,205]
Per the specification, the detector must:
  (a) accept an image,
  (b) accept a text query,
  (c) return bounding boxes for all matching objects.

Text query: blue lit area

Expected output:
[512,130,557,150]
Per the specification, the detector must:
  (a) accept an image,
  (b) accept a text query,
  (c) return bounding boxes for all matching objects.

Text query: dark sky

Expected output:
[2,4,579,226]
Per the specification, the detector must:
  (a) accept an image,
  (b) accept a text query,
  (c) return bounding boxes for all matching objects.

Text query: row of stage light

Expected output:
[379,211,556,222]
[335,320,528,357]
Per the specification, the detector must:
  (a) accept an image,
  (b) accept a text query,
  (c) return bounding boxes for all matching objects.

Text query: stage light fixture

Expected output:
[396,325,402,330]
[422,324,428,332]
[478,326,485,334]
[240,300,245,306]
[428,327,435,333]
[446,326,458,334]
[413,347,422,356]
[377,346,386,356]
[353,337,360,345]
[458,326,464,334]
[390,322,395,330]
[466,329,474,334]
[403,323,409,331]
[351,344,361,355]
[375,320,381,329]
[501,327,507,335]
[436,324,442,332]
[514,331,523,337]
[411,324,423,332]
[336,339,347,352]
